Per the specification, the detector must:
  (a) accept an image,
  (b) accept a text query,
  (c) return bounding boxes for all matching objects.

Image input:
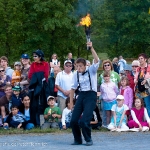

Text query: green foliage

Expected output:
[92,0,150,58]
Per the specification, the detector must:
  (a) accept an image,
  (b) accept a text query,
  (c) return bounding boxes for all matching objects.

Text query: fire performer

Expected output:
[70,41,100,146]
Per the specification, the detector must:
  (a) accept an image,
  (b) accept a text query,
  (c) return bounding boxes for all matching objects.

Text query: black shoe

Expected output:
[86,140,93,146]
[71,141,82,145]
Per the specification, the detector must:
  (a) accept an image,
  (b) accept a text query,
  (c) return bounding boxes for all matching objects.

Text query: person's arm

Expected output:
[70,89,75,109]
[128,88,133,109]
[28,63,34,79]
[87,42,99,63]
[118,110,127,128]
[61,109,66,126]
[112,111,117,127]
[12,71,20,80]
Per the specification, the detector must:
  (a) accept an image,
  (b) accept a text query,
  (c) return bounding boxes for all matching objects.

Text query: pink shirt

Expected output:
[134,64,150,83]
[100,81,118,102]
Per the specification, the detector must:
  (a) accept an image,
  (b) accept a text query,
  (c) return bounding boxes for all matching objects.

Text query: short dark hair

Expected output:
[138,53,148,59]
[65,97,75,107]
[22,93,30,100]
[11,105,19,110]
[75,58,86,66]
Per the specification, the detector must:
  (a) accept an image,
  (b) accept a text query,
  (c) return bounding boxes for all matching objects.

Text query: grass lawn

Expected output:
[0,127,108,135]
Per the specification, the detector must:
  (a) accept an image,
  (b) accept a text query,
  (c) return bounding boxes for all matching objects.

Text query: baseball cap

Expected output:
[12,86,21,91]
[116,95,124,100]
[132,60,140,67]
[47,96,55,101]
[21,54,29,59]
[14,62,21,66]
[64,60,72,65]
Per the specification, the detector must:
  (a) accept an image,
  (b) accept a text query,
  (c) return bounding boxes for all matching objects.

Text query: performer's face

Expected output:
[76,62,86,73]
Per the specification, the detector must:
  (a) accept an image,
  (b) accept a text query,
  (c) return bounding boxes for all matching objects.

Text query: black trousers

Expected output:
[70,91,97,142]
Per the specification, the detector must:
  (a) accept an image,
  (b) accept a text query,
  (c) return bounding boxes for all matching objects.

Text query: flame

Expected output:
[80,14,91,27]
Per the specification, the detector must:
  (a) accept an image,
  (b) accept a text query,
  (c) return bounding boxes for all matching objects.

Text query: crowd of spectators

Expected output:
[0,50,150,133]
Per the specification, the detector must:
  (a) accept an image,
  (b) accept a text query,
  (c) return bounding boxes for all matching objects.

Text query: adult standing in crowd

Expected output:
[28,50,50,125]
[16,54,31,93]
[66,53,75,71]
[28,50,49,81]
[50,53,60,77]
[131,60,140,76]
[98,59,120,127]
[0,56,14,78]
[134,53,150,116]
[0,66,11,98]
[112,57,119,74]
[55,60,73,112]
[48,66,61,97]
[70,42,100,146]
[118,56,127,73]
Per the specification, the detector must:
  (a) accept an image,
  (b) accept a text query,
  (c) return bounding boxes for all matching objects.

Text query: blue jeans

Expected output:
[25,123,34,130]
[144,95,150,117]
[101,100,107,126]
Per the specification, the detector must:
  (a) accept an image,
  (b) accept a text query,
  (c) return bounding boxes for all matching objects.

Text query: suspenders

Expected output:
[77,70,92,91]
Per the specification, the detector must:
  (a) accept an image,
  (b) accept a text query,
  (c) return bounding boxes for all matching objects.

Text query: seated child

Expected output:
[90,105,102,130]
[11,86,23,110]
[60,97,75,130]
[3,105,26,129]
[107,95,129,131]
[11,62,22,86]
[41,96,62,129]
[128,98,150,132]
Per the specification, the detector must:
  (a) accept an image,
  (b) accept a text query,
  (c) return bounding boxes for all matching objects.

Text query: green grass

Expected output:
[0,127,108,135]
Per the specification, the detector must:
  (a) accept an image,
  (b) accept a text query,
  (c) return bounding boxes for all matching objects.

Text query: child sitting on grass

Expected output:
[3,105,26,129]
[128,98,150,132]
[107,95,129,131]
[41,96,62,129]
[60,97,75,130]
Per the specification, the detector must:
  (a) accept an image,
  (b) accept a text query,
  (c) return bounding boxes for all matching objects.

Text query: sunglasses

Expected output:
[132,66,138,68]
[65,65,72,67]
[104,64,110,67]
[15,64,21,66]
[0,70,4,72]
[33,55,38,58]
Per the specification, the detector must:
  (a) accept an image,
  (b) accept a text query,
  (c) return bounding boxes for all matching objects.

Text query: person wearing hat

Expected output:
[28,49,49,81]
[41,96,62,129]
[107,95,129,131]
[55,59,73,112]
[11,86,23,110]
[66,53,75,71]
[131,60,140,76]
[11,62,22,86]
[17,54,30,92]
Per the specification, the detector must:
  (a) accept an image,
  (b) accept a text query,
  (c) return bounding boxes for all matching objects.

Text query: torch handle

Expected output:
[86,36,91,50]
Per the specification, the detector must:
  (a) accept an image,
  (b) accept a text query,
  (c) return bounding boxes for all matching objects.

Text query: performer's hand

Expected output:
[87,42,93,48]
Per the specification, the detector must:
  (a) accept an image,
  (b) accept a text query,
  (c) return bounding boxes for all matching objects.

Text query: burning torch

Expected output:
[79,14,91,50]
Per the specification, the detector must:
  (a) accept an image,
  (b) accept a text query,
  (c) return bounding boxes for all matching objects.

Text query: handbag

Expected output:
[137,67,147,92]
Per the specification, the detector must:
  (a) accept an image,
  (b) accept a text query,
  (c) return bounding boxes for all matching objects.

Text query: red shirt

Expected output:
[28,61,49,81]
